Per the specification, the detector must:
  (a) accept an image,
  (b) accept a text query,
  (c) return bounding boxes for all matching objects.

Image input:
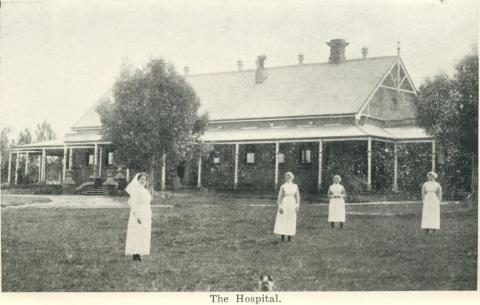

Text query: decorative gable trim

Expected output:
[397,57,418,94]
[355,57,417,120]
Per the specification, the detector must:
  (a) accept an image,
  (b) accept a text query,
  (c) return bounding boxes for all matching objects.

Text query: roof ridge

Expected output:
[186,56,397,78]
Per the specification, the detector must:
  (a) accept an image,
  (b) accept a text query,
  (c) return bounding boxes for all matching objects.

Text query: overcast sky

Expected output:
[0,0,478,139]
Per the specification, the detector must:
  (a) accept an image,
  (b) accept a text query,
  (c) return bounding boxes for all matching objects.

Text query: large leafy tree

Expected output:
[417,54,478,200]
[97,58,208,192]
[35,120,56,143]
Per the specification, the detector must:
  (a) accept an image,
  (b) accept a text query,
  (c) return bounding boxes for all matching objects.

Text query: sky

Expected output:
[0,0,478,140]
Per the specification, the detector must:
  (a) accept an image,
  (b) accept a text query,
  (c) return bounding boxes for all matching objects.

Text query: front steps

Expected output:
[82,186,106,196]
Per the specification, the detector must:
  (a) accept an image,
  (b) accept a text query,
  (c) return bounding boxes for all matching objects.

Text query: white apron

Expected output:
[328,183,346,222]
[274,183,299,236]
[125,187,152,255]
[421,181,441,230]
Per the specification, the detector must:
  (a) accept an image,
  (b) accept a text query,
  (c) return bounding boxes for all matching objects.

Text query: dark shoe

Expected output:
[281,235,285,242]
[331,222,334,228]
[340,223,344,229]
[287,236,292,242]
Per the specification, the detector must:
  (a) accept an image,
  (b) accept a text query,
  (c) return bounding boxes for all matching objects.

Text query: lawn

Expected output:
[1,194,477,291]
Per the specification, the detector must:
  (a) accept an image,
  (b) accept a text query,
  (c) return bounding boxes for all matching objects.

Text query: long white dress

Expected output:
[273,182,300,236]
[328,183,346,222]
[125,186,152,255]
[421,181,442,230]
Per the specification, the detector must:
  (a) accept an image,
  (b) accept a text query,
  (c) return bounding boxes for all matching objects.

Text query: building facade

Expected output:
[8,39,435,194]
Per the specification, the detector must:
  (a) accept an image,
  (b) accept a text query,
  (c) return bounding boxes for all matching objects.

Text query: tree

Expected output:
[455,55,478,200]
[35,120,56,143]
[1,127,11,182]
[97,58,208,192]
[417,54,478,200]
[17,128,33,145]
[1,127,10,158]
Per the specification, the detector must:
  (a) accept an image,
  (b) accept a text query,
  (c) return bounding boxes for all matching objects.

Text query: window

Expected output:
[108,152,114,165]
[278,153,285,163]
[88,154,94,165]
[392,97,398,107]
[245,144,256,164]
[246,152,255,164]
[300,148,312,164]
[210,151,220,165]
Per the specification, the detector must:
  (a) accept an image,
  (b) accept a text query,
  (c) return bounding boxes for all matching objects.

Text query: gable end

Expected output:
[357,57,418,122]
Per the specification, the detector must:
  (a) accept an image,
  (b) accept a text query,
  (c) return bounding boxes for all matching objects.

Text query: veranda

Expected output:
[6,137,435,195]
[199,137,436,194]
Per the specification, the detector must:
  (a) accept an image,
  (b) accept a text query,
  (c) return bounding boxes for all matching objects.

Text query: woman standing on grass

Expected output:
[273,172,300,242]
[328,175,346,229]
[421,171,442,234]
[125,172,152,261]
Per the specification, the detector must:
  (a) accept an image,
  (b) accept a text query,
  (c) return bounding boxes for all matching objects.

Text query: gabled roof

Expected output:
[189,56,397,121]
[71,89,113,129]
[70,56,398,129]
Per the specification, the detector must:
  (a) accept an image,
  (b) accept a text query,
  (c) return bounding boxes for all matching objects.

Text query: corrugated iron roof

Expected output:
[70,56,397,129]
[202,125,366,142]
[13,123,431,150]
[201,123,432,143]
[202,124,432,142]
[384,127,431,140]
[14,139,65,149]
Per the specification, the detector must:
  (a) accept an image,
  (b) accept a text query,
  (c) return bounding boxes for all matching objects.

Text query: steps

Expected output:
[82,187,106,195]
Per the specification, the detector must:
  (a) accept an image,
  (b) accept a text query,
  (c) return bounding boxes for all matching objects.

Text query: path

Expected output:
[1,194,174,209]
[1,193,460,210]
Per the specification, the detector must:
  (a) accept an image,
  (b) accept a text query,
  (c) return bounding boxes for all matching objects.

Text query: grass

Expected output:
[1,194,477,291]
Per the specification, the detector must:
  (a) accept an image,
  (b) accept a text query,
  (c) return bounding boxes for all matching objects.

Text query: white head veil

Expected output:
[125,173,142,196]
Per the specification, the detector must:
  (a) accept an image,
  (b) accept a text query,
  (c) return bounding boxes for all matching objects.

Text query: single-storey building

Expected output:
[7,39,436,194]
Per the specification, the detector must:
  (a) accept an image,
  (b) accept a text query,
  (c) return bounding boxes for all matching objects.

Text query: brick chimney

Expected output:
[326,39,349,64]
[237,60,243,71]
[298,53,304,65]
[255,55,267,84]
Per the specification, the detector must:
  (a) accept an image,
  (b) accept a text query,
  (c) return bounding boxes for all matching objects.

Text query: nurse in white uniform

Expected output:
[274,172,300,242]
[421,171,442,234]
[125,172,152,261]
[328,175,346,229]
